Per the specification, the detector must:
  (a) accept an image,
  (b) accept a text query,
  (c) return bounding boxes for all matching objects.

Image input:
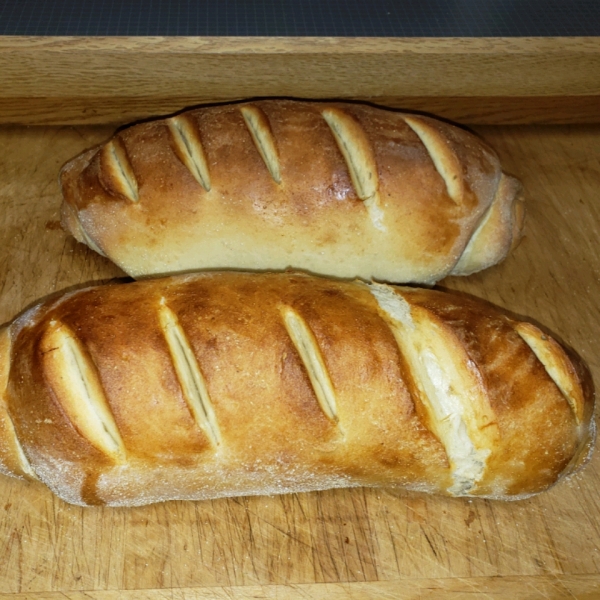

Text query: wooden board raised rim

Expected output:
[1,574,599,599]
[2,35,600,53]
[1,37,600,125]
[0,95,599,127]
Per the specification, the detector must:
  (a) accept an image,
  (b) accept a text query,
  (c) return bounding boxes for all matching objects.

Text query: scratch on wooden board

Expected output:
[241,500,261,582]
[420,526,439,560]
[458,576,497,599]
[539,509,568,573]
[256,510,315,550]
[380,505,401,573]
[347,490,378,581]
[315,494,343,583]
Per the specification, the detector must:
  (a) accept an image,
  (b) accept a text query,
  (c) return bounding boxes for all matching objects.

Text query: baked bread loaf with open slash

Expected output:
[0,272,593,506]
[60,100,524,283]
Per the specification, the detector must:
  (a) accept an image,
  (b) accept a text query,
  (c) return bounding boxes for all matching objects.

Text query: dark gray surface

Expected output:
[1,0,599,37]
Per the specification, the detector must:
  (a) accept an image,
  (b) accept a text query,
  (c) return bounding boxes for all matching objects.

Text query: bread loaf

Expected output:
[60,100,524,283]
[0,272,593,506]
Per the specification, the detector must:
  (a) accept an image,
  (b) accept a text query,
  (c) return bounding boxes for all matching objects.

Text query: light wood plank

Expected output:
[0,37,599,124]
[0,575,599,599]
[0,123,598,595]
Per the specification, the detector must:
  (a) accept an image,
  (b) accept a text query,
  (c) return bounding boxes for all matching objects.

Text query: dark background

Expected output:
[1,0,599,37]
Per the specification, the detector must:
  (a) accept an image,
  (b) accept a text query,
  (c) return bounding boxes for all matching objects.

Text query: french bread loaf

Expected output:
[0,272,593,506]
[60,100,524,283]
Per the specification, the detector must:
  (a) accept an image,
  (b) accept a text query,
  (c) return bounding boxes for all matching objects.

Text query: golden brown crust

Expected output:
[392,288,593,497]
[0,272,593,506]
[0,325,37,480]
[60,100,522,283]
[451,174,525,275]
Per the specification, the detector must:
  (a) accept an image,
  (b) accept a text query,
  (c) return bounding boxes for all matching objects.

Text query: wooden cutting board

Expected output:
[0,122,599,599]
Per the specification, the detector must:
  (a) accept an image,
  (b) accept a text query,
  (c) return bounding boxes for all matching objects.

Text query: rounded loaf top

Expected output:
[60,99,524,283]
[0,271,592,506]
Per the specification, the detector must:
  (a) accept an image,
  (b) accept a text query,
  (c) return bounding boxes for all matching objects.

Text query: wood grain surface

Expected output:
[2,96,600,127]
[0,121,599,598]
[1,37,600,125]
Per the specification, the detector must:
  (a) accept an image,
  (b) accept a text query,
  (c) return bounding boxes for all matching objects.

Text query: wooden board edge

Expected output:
[2,35,600,54]
[4,575,600,599]
[0,96,598,126]
[2,37,600,101]
[0,35,600,54]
